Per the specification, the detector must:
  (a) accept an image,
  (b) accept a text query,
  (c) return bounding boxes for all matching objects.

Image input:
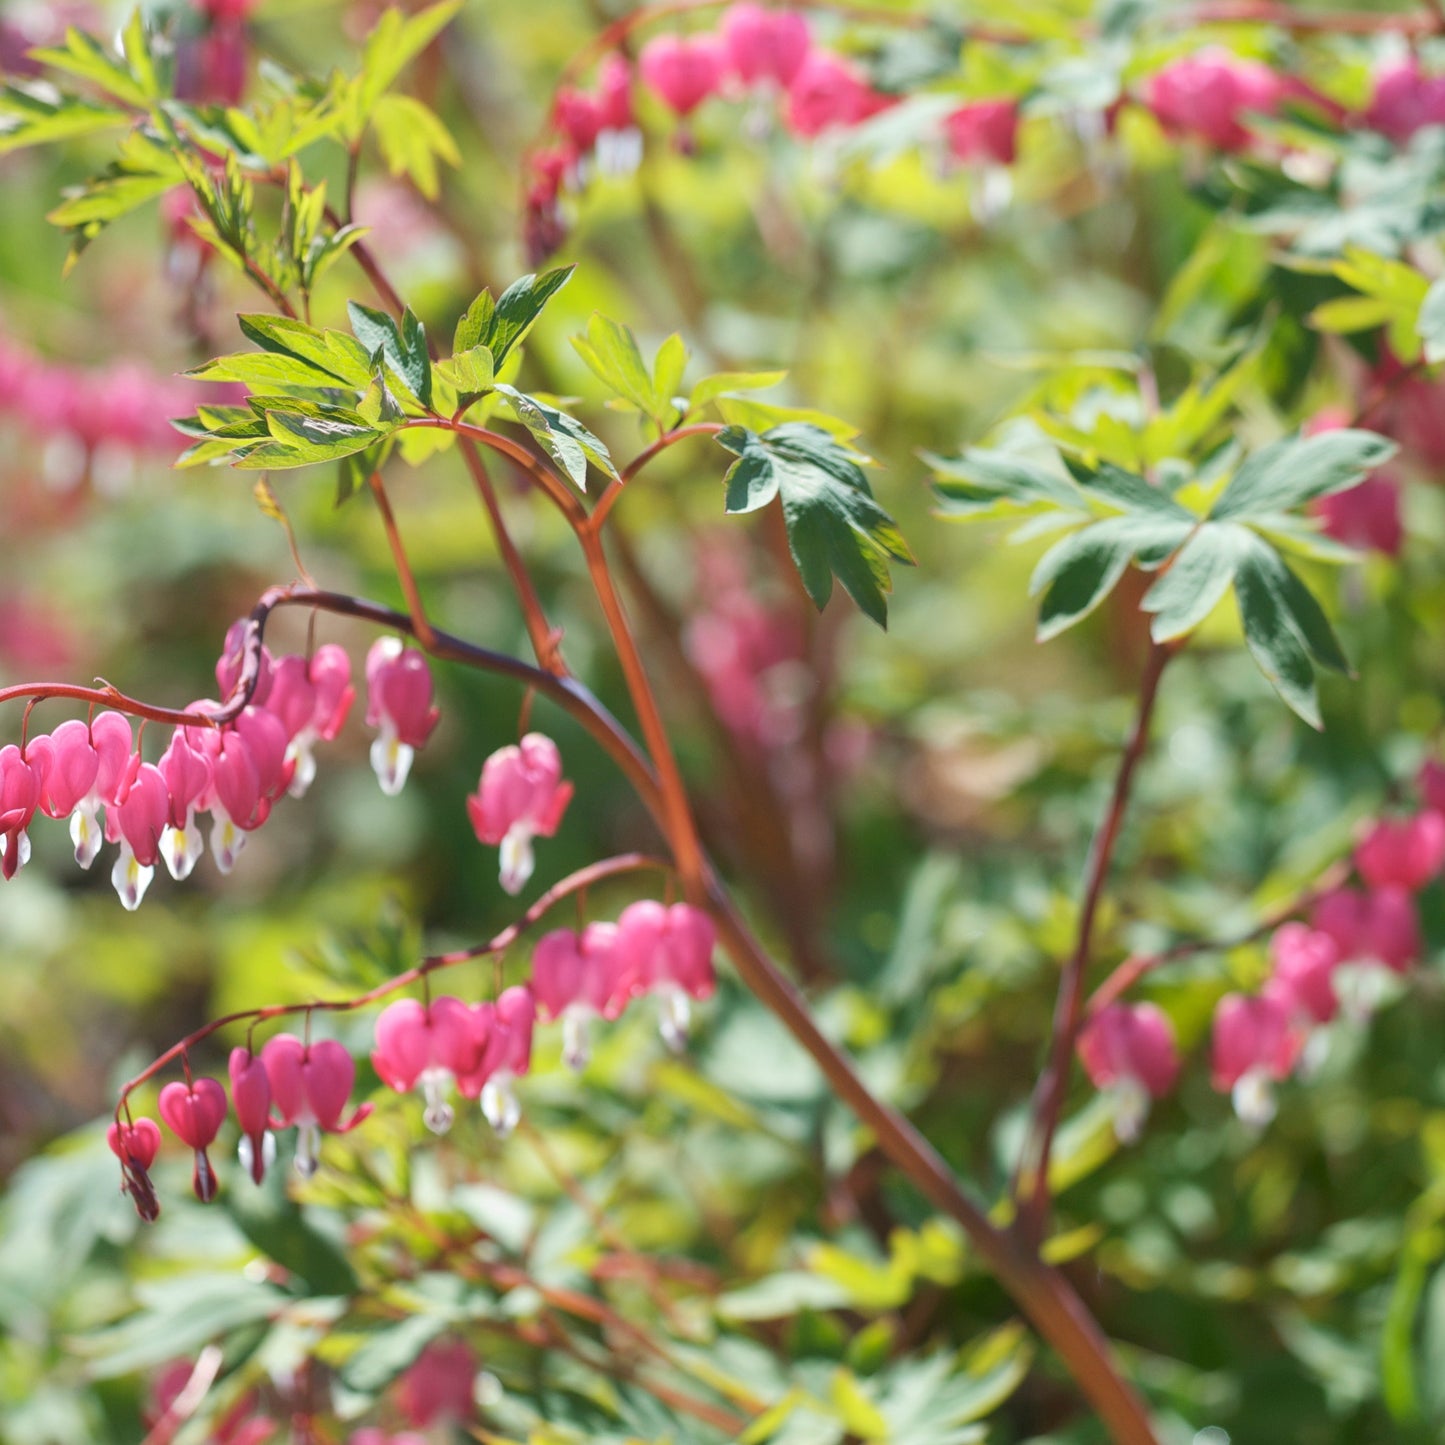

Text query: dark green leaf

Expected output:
[492,384,616,490]
[223,1173,358,1298]
[1211,430,1397,519]
[1031,515,1191,641]
[1141,522,1250,642]
[487,266,575,367]
[719,423,913,627]
[929,447,1083,519]
[347,301,432,408]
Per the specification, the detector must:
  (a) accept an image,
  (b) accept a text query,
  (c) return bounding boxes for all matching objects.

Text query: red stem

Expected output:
[1017,640,1174,1242]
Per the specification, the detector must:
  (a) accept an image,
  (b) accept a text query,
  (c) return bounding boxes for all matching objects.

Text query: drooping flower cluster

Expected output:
[528,5,1034,256]
[1209,776,1443,1126]
[0,331,211,490]
[108,897,717,1218]
[1,627,453,907]
[1081,767,1443,1138]
[533,899,717,1067]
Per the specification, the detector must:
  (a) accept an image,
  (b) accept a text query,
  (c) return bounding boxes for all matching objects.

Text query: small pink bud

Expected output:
[107,1116,162,1170]
[639,33,725,117]
[721,4,811,88]
[107,1116,163,1221]
[555,87,604,151]
[1354,811,1445,892]
[216,618,273,708]
[229,1047,274,1185]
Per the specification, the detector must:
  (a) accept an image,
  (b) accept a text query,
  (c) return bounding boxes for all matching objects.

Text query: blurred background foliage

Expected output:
[3,0,1445,1443]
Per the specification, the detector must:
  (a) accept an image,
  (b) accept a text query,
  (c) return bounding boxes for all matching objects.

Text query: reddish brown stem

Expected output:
[589,423,724,534]
[1016,640,1174,1243]
[368,472,439,650]
[457,441,566,672]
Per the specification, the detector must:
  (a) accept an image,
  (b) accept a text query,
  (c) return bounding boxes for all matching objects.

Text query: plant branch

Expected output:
[368,471,439,650]
[1015,639,1175,1244]
[589,422,724,534]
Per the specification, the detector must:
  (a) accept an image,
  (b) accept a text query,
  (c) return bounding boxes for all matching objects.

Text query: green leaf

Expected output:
[371,93,460,200]
[687,368,787,411]
[1141,521,1251,642]
[831,1369,890,1440]
[718,423,913,627]
[1211,430,1397,520]
[188,352,343,391]
[716,395,861,441]
[436,344,494,399]
[1072,460,1196,519]
[355,0,464,119]
[31,26,150,108]
[480,265,576,368]
[1030,515,1191,641]
[339,1314,448,1396]
[491,384,616,490]
[347,301,432,409]
[232,406,386,469]
[653,332,688,406]
[1309,296,1396,335]
[238,314,375,389]
[223,1173,359,1298]
[571,313,670,422]
[1233,533,1350,728]
[1419,277,1445,364]
[0,85,131,154]
[929,447,1084,520]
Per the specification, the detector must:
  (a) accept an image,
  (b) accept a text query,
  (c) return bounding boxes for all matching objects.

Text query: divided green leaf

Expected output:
[718,423,913,628]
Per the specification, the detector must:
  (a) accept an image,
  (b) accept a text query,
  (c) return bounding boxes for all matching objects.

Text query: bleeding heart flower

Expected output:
[108,762,171,910]
[365,638,440,795]
[639,33,725,118]
[262,1034,371,1177]
[721,4,811,88]
[1312,884,1420,975]
[467,733,574,895]
[1076,1002,1179,1143]
[229,1047,274,1185]
[157,730,213,881]
[785,50,890,136]
[1354,811,1445,892]
[615,900,717,1051]
[395,1338,478,1428]
[372,995,480,1134]
[1144,48,1289,152]
[1210,992,1299,1127]
[532,924,630,1070]
[0,743,43,881]
[1265,922,1341,1026]
[159,1076,229,1201]
[943,99,1019,166]
[457,985,535,1135]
